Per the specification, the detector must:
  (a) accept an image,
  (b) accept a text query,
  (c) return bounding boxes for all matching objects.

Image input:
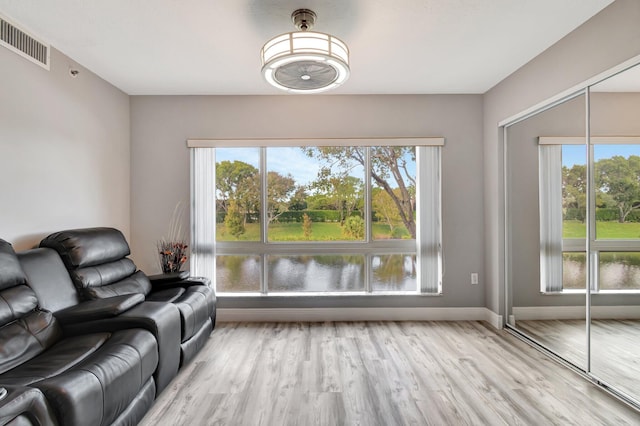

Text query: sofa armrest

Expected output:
[148,271,189,284]
[0,386,57,426]
[55,294,145,325]
[148,272,211,290]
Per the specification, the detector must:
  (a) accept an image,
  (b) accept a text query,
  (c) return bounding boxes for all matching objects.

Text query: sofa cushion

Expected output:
[80,270,152,299]
[0,333,110,385]
[0,240,27,291]
[73,258,137,288]
[17,248,82,313]
[0,285,39,327]
[40,228,131,268]
[0,311,62,375]
[31,329,157,426]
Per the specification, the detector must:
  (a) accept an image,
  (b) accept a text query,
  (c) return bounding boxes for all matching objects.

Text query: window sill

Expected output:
[541,289,640,295]
[217,291,443,297]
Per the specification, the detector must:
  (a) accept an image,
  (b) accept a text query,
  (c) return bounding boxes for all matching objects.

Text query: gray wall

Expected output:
[0,46,131,249]
[130,94,486,308]
[483,0,640,316]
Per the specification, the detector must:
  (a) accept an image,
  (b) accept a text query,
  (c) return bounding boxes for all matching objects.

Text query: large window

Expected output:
[540,138,640,292]
[190,139,442,295]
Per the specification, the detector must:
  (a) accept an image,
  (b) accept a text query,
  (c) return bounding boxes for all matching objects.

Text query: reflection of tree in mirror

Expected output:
[562,164,586,222]
[596,155,640,223]
[563,155,640,225]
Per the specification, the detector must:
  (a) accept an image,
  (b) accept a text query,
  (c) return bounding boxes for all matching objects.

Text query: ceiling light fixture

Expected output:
[260,9,350,94]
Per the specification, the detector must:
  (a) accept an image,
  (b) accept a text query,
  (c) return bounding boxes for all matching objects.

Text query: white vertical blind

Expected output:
[538,145,563,292]
[418,146,442,293]
[190,148,216,282]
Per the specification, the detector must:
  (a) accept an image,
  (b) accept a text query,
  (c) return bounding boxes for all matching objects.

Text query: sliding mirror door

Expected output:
[588,64,640,404]
[505,93,588,369]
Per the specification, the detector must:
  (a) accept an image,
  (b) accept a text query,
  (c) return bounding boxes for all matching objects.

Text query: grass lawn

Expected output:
[217,221,410,241]
[563,220,640,239]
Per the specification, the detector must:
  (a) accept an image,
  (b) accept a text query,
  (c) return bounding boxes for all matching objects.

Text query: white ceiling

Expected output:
[0,0,614,95]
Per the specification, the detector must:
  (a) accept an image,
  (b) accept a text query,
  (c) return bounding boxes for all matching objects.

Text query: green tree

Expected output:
[372,187,403,234]
[305,147,416,238]
[224,199,245,238]
[306,194,333,210]
[288,186,309,211]
[216,160,259,223]
[267,171,296,223]
[310,173,364,224]
[596,155,640,223]
[302,213,313,239]
[342,215,364,239]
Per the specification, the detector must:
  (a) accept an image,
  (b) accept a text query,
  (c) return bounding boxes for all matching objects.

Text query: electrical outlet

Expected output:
[471,273,478,285]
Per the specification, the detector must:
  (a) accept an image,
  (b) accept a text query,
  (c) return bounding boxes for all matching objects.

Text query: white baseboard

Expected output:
[512,305,640,320]
[485,310,504,329]
[218,307,503,328]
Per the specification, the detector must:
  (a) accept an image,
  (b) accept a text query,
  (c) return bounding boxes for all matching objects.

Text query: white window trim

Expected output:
[187,137,444,148]
[189,139,443,295]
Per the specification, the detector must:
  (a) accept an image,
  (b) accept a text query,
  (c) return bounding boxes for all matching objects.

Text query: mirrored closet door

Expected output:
[504,60,640,408]
[588,64,640,403]
[505,93,588,370]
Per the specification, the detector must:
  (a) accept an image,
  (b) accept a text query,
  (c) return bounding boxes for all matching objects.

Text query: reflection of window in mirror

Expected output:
[539,138,640,292]
[594,143,640,290]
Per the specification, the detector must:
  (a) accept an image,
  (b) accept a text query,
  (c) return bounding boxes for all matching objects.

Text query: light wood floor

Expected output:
[517,319,640,404]
[140,321,640,425]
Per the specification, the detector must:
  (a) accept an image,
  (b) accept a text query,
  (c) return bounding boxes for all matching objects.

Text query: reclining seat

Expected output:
[0,240,158,426]
[40,227,215,365]
[17,246,181,394]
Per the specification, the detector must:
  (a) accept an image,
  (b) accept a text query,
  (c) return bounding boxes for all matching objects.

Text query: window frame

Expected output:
[188,138,444,296]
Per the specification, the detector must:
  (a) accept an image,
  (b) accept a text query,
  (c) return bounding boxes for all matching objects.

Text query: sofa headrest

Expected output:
[40,227,131,269]
[0,239,28,291]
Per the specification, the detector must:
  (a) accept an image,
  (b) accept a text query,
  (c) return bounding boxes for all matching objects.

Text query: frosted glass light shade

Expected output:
[260,31,350,93]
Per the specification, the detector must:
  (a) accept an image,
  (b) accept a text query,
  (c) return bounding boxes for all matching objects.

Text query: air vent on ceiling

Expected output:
[0,14,49,70]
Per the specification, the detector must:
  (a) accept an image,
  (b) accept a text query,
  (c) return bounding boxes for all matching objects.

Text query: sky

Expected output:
[215,146,416,187]
[562,144,640,167]
[215,147,322,185]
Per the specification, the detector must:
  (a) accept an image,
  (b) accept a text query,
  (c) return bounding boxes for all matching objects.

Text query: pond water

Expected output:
[563,252,640,290]
[216,254,416,293]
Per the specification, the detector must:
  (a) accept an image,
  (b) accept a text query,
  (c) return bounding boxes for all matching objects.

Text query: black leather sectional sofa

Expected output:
[0,228,216,425]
